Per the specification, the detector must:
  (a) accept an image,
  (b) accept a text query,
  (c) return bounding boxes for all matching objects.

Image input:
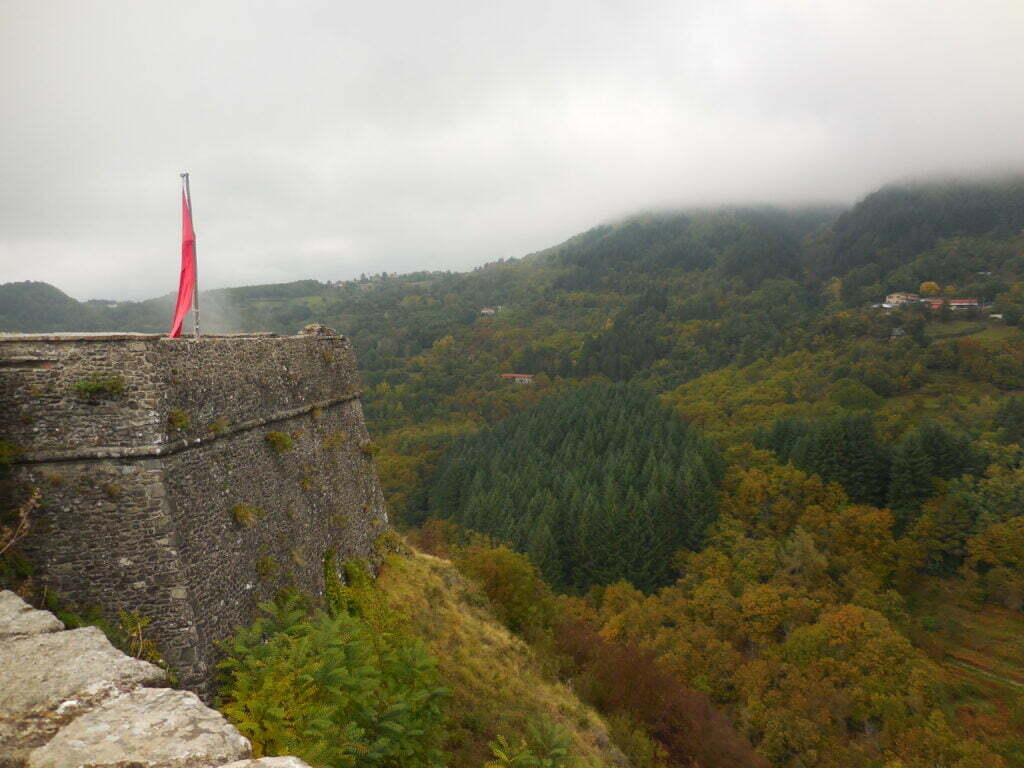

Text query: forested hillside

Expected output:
[5,177,1024,767]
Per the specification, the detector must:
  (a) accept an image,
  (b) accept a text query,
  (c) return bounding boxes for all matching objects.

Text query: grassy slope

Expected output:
[375,548,627,768]
[924,320,1022,342]
[909,578,1024,766]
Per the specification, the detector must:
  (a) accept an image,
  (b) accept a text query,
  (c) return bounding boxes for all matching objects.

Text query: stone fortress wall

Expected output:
[0,326,388,696]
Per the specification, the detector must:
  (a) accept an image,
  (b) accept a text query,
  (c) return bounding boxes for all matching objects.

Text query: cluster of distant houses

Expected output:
[500,372,534,384]
[878,292,981,312]
[326,274,395,291]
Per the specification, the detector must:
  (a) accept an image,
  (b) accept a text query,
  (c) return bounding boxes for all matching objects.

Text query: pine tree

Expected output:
[526,514,562,589]
[887,430,934,525]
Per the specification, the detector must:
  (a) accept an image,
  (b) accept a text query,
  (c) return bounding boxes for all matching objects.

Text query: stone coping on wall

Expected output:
[0,590,311,768]
[1,324,357,458]
[0,332,282,342]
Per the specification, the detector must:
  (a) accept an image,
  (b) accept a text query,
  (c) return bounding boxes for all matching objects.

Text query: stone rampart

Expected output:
[0,327,388,696]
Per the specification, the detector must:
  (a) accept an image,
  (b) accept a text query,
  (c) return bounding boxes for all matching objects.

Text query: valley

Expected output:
[4,177,1024,767]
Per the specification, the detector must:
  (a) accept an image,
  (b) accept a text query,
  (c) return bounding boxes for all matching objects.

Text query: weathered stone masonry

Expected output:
[0,327,388,696]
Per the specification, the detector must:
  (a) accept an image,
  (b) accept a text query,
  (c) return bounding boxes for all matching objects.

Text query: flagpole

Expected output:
[180,172,200,338]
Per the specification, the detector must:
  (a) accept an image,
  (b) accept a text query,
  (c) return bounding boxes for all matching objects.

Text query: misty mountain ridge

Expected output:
[3,176,1024,336]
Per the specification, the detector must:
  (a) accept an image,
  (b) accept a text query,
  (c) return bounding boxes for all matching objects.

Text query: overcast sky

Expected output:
[2,0,1023,300]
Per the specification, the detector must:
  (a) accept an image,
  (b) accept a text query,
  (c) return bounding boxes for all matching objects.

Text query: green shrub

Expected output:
[265,432,295,453]
[324,557,401,633]
[455,545,555,641]
[231,503,264,527]
[167,408,191,431]
[487,718,571,768]
[605,713,670,768]
[73,374,126,399]
[217,588,448,768]
[374,529,407,558]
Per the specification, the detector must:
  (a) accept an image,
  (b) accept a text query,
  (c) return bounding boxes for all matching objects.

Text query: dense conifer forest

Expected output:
[425,383,722,591]
[5,177,1024,767]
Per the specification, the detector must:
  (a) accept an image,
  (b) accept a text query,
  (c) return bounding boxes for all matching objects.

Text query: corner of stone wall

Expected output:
[1,329,389,700]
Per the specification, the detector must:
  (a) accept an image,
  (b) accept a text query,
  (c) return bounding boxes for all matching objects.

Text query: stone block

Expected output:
[0,627,165,763]
[26,688,251,768]
[0,591,63,638]
[218,759,313,768]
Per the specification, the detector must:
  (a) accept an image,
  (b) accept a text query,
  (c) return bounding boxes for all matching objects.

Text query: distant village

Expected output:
[873,286,1006,320]
[877,291,981,312]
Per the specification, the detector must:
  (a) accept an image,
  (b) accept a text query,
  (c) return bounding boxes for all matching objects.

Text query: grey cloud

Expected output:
[1,0,1023,298]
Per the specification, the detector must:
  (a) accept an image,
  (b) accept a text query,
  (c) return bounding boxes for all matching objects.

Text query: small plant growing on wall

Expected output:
[265,431,295,453]
[231,503,264,527]
[73,374,126,400]
[0,441,21,473]
[118,610,163,665]
[256,555,279,580]
[322,431,348,450]
[359,439,379,456]
[167,408,190,431]
[320,350,334,364]
[290,548,307,568]
[207,417,229,435]
[102,483,123,500]
[309,406,322,421]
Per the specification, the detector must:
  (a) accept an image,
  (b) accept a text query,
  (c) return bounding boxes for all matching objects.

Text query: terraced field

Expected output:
[910,579,1024,766]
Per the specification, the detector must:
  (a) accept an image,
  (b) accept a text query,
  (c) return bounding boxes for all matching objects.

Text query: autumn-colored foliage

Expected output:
[554,611,769,768]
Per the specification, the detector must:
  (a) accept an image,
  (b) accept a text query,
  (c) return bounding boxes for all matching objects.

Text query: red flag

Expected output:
[169,190,196,338]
